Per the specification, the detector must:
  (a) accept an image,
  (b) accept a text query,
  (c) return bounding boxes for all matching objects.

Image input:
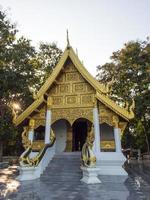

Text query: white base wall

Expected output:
[17,145,55,181]
[96,152,128,177]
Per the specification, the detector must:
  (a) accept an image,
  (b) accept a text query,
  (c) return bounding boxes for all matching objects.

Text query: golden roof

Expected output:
[14,46,134,126]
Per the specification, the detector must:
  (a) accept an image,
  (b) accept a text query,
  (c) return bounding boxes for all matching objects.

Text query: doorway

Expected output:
[52,119,69,153]
[72,119,88,151]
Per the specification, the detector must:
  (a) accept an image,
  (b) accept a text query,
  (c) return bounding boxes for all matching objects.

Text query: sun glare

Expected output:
[12,103,21,110]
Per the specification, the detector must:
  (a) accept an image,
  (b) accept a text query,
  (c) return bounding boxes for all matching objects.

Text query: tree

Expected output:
[0,10,38,160]
[0,9,62,160]
[0,10,17,160]
[35,42,62,87]
[96,39,150,153]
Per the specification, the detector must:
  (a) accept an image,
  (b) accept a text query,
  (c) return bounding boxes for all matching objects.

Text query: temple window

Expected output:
[100,123,115,152]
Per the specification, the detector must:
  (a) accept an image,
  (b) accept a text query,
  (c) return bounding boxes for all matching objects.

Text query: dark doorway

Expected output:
[72,119,88,151]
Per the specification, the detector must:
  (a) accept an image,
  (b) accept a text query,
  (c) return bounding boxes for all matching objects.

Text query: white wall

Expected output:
[52,120,67,153]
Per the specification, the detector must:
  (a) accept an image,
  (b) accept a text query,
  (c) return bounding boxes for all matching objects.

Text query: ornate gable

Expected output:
[14,46,134,127]
[48,58,95,109]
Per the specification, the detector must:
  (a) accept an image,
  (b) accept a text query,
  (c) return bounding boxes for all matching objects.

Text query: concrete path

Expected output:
[0,160,150,200]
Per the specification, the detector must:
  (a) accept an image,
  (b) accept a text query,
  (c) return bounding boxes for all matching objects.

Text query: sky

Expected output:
[0,0,150,75]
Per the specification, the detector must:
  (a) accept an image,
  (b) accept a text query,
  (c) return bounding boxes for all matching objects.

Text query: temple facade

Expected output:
[14,44,134,182]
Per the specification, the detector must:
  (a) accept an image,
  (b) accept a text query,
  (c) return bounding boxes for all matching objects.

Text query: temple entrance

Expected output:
[52,119,70,153]
[72,119,91,151]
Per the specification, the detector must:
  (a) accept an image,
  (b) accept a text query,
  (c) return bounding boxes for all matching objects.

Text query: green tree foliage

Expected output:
[35,42,62,86]
[0,10,62,159]
[97,39,150,153]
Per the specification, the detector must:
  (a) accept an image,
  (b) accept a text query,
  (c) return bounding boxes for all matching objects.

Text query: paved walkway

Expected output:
[0,161,150,200]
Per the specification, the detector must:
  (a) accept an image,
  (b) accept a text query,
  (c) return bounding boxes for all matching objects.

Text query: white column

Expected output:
[28,119,35,143]
[28,130,34,143]
[114,128,122,153]
[45,109,52,144]
[93,107,101,155]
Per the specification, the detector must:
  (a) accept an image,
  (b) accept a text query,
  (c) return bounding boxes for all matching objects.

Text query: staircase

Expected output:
[40,152,82,183]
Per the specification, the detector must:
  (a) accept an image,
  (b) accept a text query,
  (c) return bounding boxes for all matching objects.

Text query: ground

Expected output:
[0,161,150,200]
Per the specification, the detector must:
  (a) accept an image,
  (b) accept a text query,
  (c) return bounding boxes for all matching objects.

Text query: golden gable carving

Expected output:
[51,108,93,125]
[66,72,78,81]
[81,94,93,104]
[98,102,127,133]
[52,96,63,105]
[74,83,85,92]
[66,96,77,104]
[48,60,96,109]
[59,84,69,93]
[14,46,133,127]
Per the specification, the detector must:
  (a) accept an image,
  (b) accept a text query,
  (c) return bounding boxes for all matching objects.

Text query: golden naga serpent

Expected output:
[81,126,96,167]
[20,130,55,167]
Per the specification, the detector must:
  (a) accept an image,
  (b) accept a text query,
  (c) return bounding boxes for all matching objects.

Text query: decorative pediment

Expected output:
[14,46,134,126]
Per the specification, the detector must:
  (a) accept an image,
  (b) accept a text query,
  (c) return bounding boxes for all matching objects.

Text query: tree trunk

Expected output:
[145,132,150,154]
[0,141,3,162]
[143,117,150,155]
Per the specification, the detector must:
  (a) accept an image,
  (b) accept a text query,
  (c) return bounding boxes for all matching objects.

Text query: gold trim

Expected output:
[36,47,106,98]
[96,92,134,121]
[32,140,45,151]
[81,126,96,167]
[22,126,31,149]
[101,140,115,150]
[47,96,53,109]
[14,46,134,126]
[68,48,106,94]
[37,48,69,98]
[20,130,56,166]
[29,119,35,129]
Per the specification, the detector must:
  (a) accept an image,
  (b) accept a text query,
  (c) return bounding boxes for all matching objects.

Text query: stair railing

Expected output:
[20,130,56,167]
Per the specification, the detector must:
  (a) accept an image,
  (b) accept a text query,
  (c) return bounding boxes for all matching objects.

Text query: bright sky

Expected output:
[0,0,150,75]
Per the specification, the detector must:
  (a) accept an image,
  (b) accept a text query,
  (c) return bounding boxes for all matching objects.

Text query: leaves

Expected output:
[35,42,62,87]
[0,9,62,156]
[97,39,150,153]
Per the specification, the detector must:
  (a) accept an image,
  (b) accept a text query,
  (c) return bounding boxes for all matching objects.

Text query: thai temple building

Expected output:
[14,41,134,183]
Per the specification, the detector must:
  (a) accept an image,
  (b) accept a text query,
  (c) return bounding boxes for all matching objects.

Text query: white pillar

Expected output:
[93,107,101,155]
[28,119,35,143]
[45,109,52,144]
[114,128,122,153]
[28,130,34,143]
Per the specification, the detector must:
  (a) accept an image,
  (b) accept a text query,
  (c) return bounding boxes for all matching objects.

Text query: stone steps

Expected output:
[40,152,82,182]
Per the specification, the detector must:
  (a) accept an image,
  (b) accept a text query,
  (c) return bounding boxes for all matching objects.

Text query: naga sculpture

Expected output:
[20,129,55,167]
[81,126,96,167]
[22,126,31,149]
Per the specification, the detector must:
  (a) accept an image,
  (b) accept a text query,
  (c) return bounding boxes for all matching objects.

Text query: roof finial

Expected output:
[76,48,78,56]
[67,29,70,48]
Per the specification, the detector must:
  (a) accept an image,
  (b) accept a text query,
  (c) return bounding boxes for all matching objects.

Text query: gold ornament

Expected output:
[47,96,53,109]
[22,126,31,149]
[20,129,56,167]
[29,119,35,130]
[81,126,96,167]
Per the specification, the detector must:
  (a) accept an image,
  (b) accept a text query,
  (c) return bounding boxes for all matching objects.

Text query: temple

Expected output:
[14,43,134,182]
